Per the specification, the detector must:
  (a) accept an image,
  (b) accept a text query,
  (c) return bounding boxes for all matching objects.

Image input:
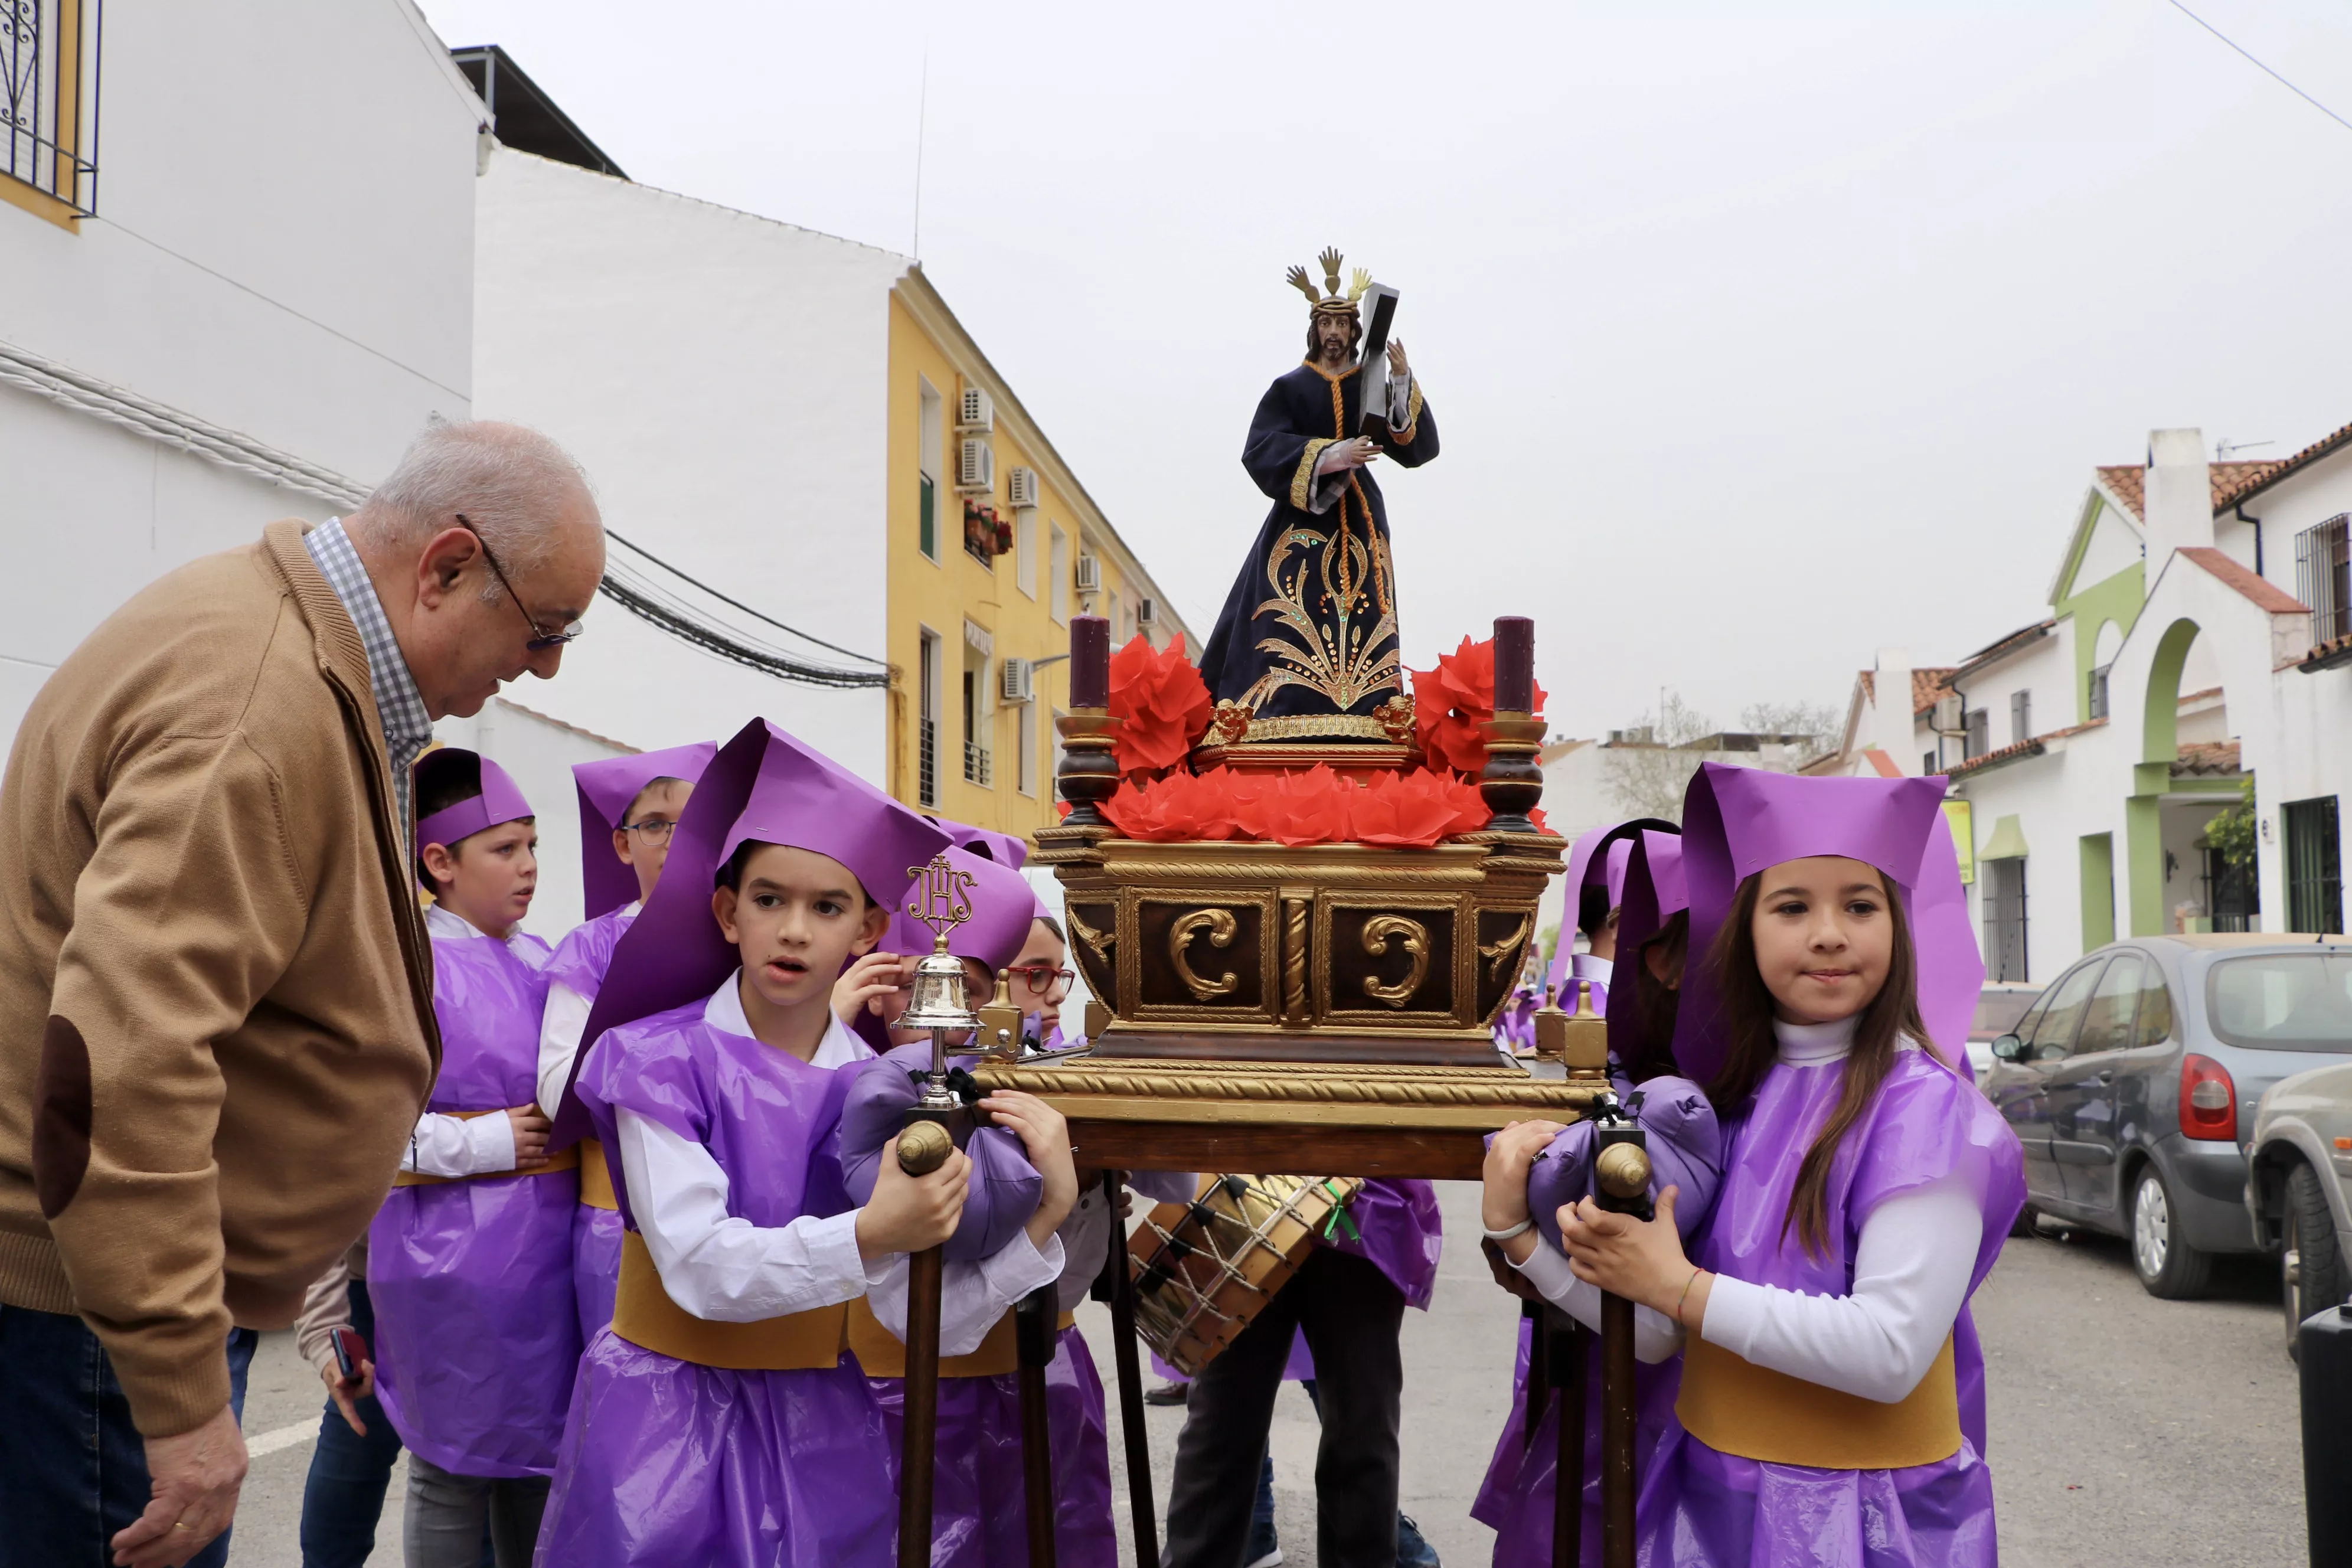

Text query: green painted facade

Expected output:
[2079,832,2115,948]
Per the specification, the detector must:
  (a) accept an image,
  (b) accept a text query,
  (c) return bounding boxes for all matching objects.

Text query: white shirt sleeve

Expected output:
[615,1108,870,1322]
[537,981,594,1117]
[399,1110,517,1178]
[1511,1240,1684,1363]
[1698,1179,1982,1403]
[864,1230,1066,1356]
[1388,370,1414,427]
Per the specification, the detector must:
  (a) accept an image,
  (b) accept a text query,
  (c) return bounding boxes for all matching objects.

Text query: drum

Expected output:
[1126,1172,1364,1377]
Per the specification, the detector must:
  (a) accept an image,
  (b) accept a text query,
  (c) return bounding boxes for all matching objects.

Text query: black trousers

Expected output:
[1164,1247,1407,1568]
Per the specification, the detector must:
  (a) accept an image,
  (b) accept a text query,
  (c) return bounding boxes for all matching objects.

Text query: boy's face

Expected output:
[713,843,889,1013]
[426,818,538,934]
[613,778,693,907]
[883,955,992,1047]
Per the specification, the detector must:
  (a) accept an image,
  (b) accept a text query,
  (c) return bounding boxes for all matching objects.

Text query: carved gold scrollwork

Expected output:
[1360,914,1430,1008]
[1068,907,1114,966]
[1169,908,1240,1002]
[1478,914,1531,984]
[1283,897,1310,1024]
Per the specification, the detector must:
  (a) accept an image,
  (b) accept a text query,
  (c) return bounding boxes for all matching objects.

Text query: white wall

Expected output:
[434,698,630,943]
[471,149,906,778]
[2074,501,2143,590]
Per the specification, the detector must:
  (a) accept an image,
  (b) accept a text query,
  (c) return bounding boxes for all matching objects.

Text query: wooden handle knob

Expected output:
[1595,1141,1651,1200]
[897,1118,953,1176]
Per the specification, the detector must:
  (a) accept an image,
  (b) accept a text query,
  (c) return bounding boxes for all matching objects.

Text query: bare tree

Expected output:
[1739,699,1841,761]
[1604,692,1717,822]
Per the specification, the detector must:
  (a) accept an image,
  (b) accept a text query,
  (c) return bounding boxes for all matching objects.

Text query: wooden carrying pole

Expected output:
[1015,1287,1060,1568]
[1102,1172,1161,1568]
[1550,1308,1587,1568]
[895,1118,953,1568]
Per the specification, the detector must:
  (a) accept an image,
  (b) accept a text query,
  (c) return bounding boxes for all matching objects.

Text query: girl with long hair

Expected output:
[1554,765,2023,1567]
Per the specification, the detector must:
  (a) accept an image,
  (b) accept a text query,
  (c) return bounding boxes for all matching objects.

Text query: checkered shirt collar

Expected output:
[303,518,435,834]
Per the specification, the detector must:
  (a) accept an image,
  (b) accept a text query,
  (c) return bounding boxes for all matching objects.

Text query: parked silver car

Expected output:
[1985,935,2352,1299]
[2246,1060,2352,1356]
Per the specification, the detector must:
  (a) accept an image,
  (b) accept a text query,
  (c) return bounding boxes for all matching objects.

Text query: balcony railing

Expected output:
[2298,515,2351,648]
[962,741,992,788]
[918,718,938,807]
[4,0,101,221]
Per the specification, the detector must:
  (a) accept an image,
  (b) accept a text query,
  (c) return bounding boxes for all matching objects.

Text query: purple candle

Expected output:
[1494,616,1534,714]
[1070,615,1110,709]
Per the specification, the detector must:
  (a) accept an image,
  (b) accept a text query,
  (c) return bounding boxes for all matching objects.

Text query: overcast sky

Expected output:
[418,0,2352,739]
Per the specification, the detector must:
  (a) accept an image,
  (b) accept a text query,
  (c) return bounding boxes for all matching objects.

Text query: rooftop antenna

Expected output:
[2216,437,2275,459]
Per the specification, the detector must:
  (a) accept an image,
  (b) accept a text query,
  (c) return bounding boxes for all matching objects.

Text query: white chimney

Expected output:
[2142,427,2211,563]
[1873,646,1914,775]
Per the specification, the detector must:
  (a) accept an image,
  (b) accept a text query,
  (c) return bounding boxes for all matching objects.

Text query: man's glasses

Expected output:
[1009,964,1076,998]
[456,515,583,651]
[618,818,678,846]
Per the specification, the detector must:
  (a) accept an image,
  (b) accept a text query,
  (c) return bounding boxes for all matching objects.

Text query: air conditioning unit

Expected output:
[1136,597,1158,628]
[1006,466,1041,509]
[999,658,1035,704]
[1932,694,1963,733]
[1074,554,1102,594]
[957,437,994,492]
[958,387,994,431]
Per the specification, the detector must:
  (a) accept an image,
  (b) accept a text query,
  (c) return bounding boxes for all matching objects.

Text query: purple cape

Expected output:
[1323,1178,1442,1311]
[537,1002,893,1567]
[369,927,579,1479]
[547,906,638,1347]
[1635,1047,2024,1567]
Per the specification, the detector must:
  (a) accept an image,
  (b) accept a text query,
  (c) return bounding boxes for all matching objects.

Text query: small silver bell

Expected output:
[899,936,980,1034]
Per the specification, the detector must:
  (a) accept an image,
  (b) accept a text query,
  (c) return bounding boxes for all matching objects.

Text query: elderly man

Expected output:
[0,420,605,1568]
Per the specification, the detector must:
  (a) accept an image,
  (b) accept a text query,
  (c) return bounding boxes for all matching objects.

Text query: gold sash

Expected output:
[391,1109,581,1187]
[577,1137,619,1210]
[609,1231,850,1370]
[1677,1332,1962,1471]
[847,1296,1079,1379]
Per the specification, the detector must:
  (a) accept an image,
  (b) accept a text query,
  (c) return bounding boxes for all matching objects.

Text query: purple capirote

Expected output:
[837,1044,1043,1263]
[414,749,533,855]
[368,925,578,1481]
[572,740,718,922]
[1674,763,1982,1085]
[864,1324,1116,1568]
[1472,1074,1721,1567]
[933,818,1032,871]
[1635,1047,2024,1567]
[549,716,950,1150]
[880,844,1038,976]
[545,903,638,1347]
[536,999,893,1567]
[1606,828,1687,1073]
[1547,818,1675,999]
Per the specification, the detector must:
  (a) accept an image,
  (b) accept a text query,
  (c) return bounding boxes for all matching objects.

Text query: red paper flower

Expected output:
[1408,636,1547,778]
[1109,633,1213,778]
[1251,765,1354,846]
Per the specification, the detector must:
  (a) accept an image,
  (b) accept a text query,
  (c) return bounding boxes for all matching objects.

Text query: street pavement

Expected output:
[225,1182,2307,1566]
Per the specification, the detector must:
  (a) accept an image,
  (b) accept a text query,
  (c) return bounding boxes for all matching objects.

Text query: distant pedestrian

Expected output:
[0,420,604,1568]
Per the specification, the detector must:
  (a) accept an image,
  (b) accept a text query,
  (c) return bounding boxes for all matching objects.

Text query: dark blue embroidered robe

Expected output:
[1197,360,1439,738]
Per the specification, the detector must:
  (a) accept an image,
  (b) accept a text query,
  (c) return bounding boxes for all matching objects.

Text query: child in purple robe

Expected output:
[1546,819,1671,1020]
[1536,765,2024,1568]
[535,720,1074,1568]
[535,741,716,1345]
[365,750,576,1565]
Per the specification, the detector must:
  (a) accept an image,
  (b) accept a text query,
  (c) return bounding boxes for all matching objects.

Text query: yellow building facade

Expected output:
[885,271,1194,840]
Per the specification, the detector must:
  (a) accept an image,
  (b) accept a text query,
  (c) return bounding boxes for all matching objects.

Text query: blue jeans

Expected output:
[299,1278,407,1567]
[0,1303,257,1568]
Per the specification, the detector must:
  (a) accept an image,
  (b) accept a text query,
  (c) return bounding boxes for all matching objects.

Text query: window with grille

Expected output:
[2284,795,2344,935]
[2298,515,2350,646]
[917,630,941,807]
[1982,857,2028,982]
[2,0,99,225]
[2201,846,2258,933]
[2088,664,2111,721]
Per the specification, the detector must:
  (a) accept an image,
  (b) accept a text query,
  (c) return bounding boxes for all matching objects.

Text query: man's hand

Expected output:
[978,1090,1080,1244]
[1387,338,1410,377]
[110,1405,247,1568]
[834,951,906,1026]
[855,1138,972,1259]
[1314,436,1382,476]
[317,1357,374,1438]
[505,1104,552,1170]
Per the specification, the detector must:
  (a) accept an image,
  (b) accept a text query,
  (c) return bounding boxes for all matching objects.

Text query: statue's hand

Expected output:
[1386,338,1409,377]
[1315,437,1381,476]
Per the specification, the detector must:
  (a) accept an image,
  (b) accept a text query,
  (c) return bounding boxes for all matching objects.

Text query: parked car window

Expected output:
[2073,954,2144,1056]
[2206,953,2352,1053]
[2132,964,2174,1047]
[2026,959,2106,1062]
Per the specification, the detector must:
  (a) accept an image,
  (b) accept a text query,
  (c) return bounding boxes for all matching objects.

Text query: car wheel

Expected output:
[2285,1162,2350,1361]
[2131,1166,2213,1300]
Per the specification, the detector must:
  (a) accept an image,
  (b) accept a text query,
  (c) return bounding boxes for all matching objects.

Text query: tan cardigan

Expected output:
[0,522,439,1436]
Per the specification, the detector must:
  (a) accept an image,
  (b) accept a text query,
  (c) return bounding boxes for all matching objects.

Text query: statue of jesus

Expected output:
[1195,249,1440,746]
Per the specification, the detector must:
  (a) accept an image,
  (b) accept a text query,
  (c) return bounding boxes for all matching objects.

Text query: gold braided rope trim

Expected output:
[971,1060,1600,1109]
[1291,439,1336,511]
[1237,713,1397,742]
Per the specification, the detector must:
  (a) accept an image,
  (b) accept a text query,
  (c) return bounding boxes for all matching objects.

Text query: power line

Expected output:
[2162,0,2352,136]
[603,528,888,668]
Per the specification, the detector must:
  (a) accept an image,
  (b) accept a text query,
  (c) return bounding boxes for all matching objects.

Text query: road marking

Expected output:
[246,1419,321,1459]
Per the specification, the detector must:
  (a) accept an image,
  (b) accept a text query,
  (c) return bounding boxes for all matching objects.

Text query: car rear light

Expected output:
[2179,1053,2236,1142]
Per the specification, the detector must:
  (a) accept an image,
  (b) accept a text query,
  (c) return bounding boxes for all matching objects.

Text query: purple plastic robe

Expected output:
[1325,1177,1442,1311]
[1473,1075,1722,1567]
[865,1324,1116,1568]
[837,1044,1043,1263]
[536,1002,895,1568]
[369,926,579,1479]
[547,905,636,1347]
[1635,1048,2025,1567]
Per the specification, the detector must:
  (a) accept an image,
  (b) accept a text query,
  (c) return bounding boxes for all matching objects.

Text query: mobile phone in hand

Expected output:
[331,1326,368,1384]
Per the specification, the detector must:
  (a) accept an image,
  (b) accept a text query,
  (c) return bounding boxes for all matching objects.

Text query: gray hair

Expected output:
[351,419,597,593]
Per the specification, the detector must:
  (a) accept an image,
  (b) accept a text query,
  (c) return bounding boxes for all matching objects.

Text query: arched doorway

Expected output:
[2126,618,2246,935]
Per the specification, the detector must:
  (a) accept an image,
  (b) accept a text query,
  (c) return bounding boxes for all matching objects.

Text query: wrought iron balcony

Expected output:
[963,741,993,788]
[4,0,102,221]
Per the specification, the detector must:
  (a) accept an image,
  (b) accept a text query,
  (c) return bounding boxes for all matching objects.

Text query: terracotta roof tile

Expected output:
[2173,741,2241,776]
[2176,545,2309,615]
[2093,461,2279,522]
[2211,418,2352,512]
